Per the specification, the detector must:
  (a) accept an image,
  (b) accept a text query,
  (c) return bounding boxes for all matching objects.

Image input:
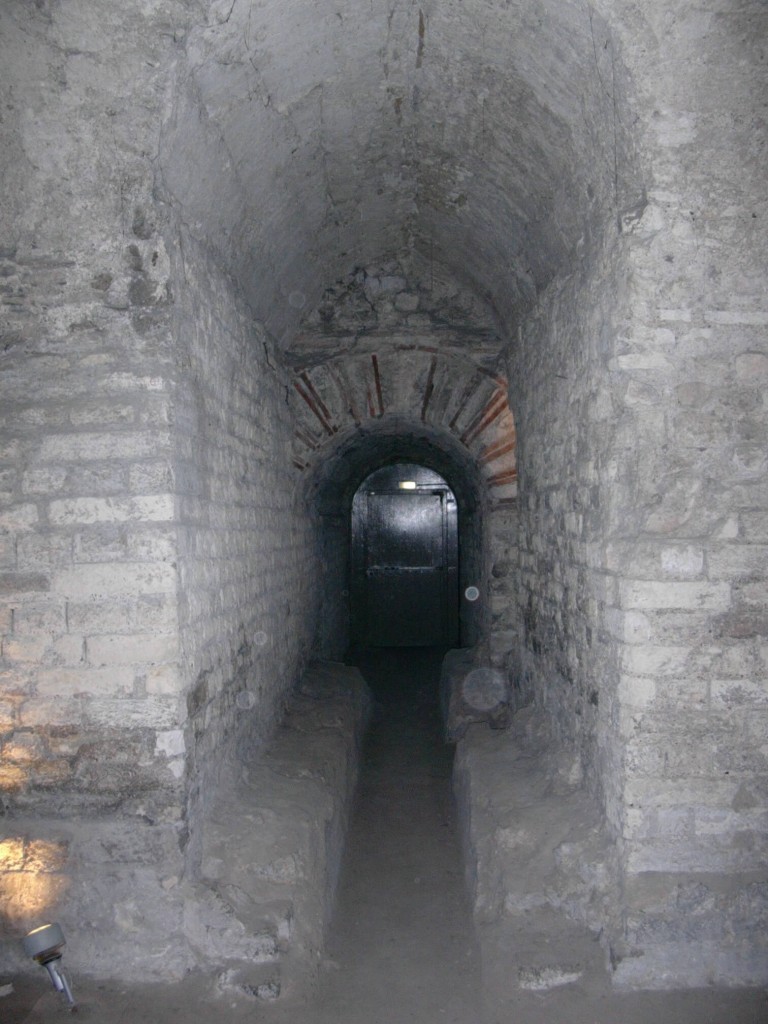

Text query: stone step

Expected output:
[188,660,371,1000]
[478,910,604,1005]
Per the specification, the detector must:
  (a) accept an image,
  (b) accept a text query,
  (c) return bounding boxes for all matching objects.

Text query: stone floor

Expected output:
[4,648,767,1023]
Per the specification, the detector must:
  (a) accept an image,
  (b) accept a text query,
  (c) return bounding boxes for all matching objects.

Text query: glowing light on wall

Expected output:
[0,839,70,930]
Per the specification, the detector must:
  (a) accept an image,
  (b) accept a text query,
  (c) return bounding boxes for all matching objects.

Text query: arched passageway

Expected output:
[307,422,490,660]
[2,0,767,1007]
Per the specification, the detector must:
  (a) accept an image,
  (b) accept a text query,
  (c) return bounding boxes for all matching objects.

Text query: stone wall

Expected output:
[0,0,185,827]
[605,1,768,986]
[169,229,319,870]
[191,661,371,1001]
[509,227,630,822]
[509,0,768,986]
[0,1,320,977]
[487,505,521,680]
[0,210,320,981]
[0,1,190,973]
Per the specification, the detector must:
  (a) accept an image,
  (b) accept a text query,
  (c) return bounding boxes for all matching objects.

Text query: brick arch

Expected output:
[290,347,517,506]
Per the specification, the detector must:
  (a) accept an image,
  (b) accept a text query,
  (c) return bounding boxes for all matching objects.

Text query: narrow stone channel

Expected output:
[308,647,481,1023]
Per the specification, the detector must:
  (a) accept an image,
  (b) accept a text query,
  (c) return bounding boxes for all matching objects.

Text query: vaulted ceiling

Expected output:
[159,0,636,349]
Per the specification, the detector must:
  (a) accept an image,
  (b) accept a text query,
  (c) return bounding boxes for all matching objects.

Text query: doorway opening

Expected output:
[309,426,485,660]
[350,463,459,648]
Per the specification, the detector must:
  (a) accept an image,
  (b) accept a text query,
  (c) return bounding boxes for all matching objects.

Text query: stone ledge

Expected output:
[613,940,768,991]
[453,709,617,1010]
[454,712,768,993]
[192,660,371,999]
[454,710,614,928]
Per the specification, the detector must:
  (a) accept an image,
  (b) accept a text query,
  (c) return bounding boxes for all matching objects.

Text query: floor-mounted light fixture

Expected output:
[23,922,76,1010]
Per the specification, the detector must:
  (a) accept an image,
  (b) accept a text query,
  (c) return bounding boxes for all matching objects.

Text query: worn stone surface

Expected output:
[160,1,635,342]
[193,661,371,999]
[453,709,616,1013]
[455,710,615,928]
[0,818,190,980]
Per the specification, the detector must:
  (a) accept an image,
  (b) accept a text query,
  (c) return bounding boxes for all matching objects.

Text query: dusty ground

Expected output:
[4,647,767,1023]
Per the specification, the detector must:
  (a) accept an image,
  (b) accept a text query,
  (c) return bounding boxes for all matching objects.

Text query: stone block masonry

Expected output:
[454,709,617,1010]
[0,15,319,965]
[506,1,768,988]
[0,240,192,973]
[0,219,321,976]
[0,362,183,822]
[170,230,320,872]
[0,0,185,822]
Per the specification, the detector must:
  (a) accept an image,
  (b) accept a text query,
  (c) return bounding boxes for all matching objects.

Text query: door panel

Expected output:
[357,489,456,647]
[364,566,446,646]
[367,493,443,566]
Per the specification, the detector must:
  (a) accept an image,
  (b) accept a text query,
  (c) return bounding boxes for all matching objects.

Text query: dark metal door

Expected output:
[352,471,458,647]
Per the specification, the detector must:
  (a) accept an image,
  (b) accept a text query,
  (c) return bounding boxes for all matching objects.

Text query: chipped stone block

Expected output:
[518,965,583,991]
[49,495,174,526]
[620,579,731,611]
[440,647,511,742]
[0,505,39,534]
[87,632,178,667]
[38,432,169,463]
[52,562,177,599]
[184,888,278,963]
